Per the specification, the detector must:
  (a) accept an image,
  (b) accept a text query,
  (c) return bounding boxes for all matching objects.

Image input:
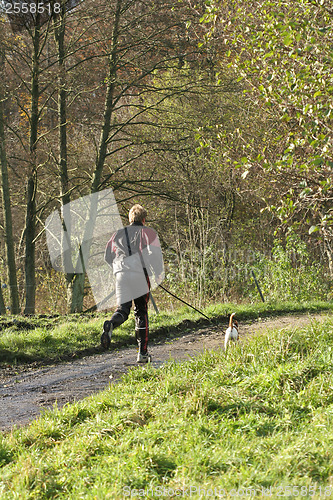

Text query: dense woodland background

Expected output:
[0,0,332,315]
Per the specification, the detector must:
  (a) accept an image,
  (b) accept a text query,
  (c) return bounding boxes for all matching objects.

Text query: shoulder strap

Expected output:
[124,226,148,281]
[124,227,132,256]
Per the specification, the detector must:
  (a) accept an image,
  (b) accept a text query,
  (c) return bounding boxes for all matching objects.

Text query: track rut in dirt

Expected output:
[0,311,331,432]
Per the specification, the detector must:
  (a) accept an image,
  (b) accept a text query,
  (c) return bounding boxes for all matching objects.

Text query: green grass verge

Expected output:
[1,315,333,498]
[0,300,332,365]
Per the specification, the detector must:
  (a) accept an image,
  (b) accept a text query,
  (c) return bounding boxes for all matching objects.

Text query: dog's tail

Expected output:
[229,312,236,328]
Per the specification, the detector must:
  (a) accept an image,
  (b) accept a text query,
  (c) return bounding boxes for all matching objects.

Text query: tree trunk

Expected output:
[69,0,122,313]
[54,6,75,312]
[24,20,40,315]
[0,278,6,315]
[67,273,86,313]
[323,228,333,279]
[0,41,20,314]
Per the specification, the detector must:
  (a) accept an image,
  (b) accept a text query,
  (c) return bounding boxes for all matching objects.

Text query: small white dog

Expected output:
[224,312,239,351]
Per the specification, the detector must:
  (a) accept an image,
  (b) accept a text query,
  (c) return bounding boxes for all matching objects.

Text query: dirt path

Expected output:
[0,311,331,433]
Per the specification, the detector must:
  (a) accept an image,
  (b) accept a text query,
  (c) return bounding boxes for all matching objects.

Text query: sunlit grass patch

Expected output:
[2,316,333,496]
[1,300,332,366]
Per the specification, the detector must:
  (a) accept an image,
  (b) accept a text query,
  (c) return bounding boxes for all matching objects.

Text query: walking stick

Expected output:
[251,270,265,303]
[149,291,159,314]
[158,284,211,321]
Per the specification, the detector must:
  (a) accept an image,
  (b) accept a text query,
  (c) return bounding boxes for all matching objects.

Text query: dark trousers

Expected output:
[110,292,150,354]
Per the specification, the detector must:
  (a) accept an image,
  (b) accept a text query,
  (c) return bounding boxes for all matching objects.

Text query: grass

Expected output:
[1,312,333,498]
[0,299,332,366]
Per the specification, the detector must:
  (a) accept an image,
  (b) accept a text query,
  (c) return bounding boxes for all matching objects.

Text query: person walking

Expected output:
[101,204,163,363]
